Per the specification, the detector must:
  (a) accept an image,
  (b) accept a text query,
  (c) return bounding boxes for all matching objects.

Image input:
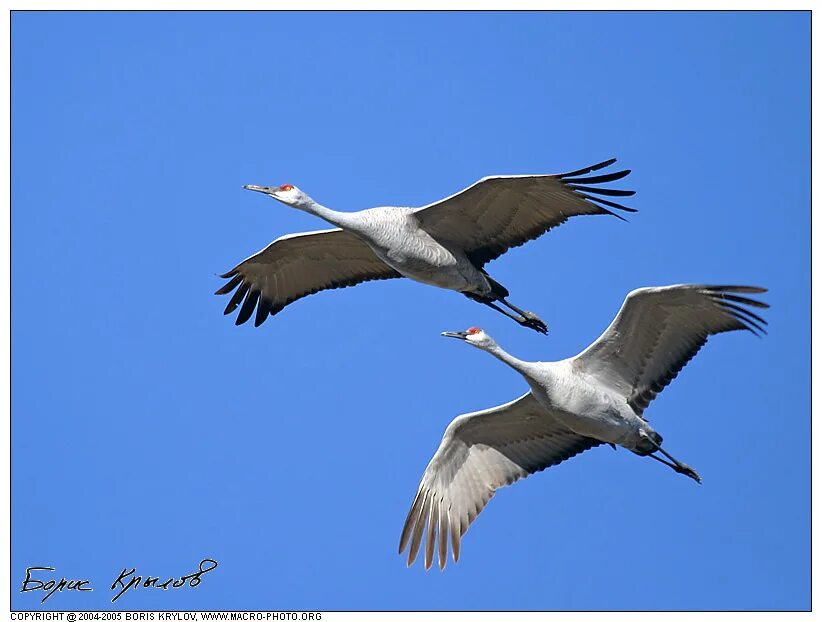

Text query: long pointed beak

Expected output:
[441,331,468,340]
[243,184,272,194]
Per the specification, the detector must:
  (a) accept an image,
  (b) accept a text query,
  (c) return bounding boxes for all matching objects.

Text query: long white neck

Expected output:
[296,198,360,230]
[484,343,533,377]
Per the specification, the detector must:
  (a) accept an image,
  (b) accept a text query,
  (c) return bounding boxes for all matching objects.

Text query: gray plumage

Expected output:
[400,285,768,570]
[216,159,636,332]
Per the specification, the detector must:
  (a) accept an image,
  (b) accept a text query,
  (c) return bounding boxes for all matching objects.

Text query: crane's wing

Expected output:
[215,228,401,327]
[399,393,601,570]
[572,285,769,415]
[414,158,636,267]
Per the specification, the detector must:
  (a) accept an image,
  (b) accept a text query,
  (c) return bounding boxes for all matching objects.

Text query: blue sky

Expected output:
[11,11,809,611]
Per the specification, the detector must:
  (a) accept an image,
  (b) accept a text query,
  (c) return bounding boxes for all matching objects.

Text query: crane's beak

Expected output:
[243,184,273,194]
[441,331,468,340]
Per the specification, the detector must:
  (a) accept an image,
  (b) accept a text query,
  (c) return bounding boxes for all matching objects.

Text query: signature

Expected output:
[20,559,218,604]
[110,559,218,603]
[21,567,92,604]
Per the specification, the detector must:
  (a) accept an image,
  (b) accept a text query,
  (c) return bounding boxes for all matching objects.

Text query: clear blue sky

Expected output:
[12,11,809,611]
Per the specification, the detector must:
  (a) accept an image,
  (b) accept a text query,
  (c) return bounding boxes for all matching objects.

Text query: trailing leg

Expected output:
[498,298,548,334]
[477,272,549,335]
[639,430,701,483]
[464,293,548,335]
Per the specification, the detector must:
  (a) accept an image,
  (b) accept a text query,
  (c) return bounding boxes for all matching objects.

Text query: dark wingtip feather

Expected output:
[565,169,631,185]
[704,285,769,331]
[235,289,260,326]
[574,197,629,222]
[531,158,639,236]
[597,157,618,168]
[717,302,768,333]
[718,300,768,326]
[219,269,238,279]
[224,281,250,315]
[575,191,638,214]
[705,285,768,294]
[215,273,243,296]
[703,286,769,336]
[557,158,617,178]
[726,310,767,337]
[712,292,770,309]
[254,297,271,327]
[567,184,636,197]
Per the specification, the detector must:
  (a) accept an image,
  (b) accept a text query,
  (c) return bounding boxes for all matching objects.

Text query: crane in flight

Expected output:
[399,285,768,570]
[215,159,635,334]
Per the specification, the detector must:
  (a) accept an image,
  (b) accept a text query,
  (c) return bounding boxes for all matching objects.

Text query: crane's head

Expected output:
[441,326,495,349]
[243,183,312,208]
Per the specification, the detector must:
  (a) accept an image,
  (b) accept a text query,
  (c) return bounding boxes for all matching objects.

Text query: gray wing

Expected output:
[414,158,636,267]
[572,285,769,415]
[215,228,401,326]
[398,393,601,570]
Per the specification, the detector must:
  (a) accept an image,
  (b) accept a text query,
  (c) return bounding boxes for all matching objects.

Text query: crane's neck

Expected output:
[485,344,558,398]
[296,199,360,230]
[484,343,533,377]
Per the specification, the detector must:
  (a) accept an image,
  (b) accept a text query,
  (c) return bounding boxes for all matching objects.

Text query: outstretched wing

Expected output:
[399,393,601,570]
[572,285,769,415]
[215,229,401,326]
[414,158,636,267]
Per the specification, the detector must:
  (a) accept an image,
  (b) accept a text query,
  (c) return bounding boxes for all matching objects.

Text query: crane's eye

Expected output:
[467,327,482,335]
[279,184,294,191]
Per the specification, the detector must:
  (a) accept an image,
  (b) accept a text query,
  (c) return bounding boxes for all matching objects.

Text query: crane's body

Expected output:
[400,285,768,570]
[216,159,636,332]
[517,360,654,450]
[337,206,492,294]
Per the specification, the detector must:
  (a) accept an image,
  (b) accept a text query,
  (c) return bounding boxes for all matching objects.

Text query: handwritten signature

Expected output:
[21,559,218,604]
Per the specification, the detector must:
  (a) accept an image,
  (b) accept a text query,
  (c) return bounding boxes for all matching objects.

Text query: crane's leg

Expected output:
[465,294,548,335]
[476,272,549,334]
[497,298,549,334]
[470,296,528,323]
[639,430,701,483]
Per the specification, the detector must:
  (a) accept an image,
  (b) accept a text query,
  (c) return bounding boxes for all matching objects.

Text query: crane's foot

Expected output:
[674,462,702,484]
[517,311,548,335]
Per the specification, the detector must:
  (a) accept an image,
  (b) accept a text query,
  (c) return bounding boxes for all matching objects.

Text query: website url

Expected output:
[200,614,321,621]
